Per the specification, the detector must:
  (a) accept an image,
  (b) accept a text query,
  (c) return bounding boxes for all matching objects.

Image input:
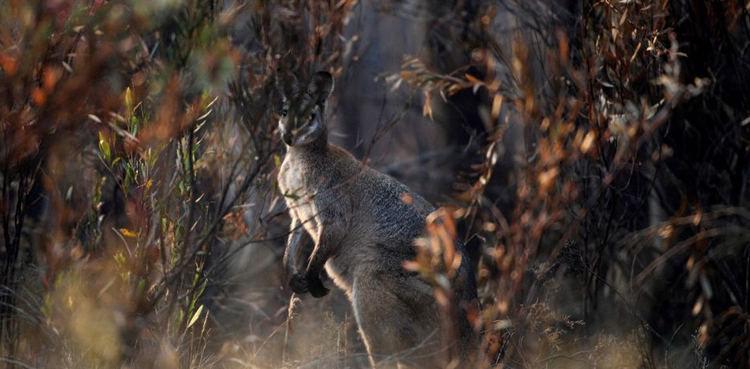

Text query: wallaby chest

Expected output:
[278,148,348,237]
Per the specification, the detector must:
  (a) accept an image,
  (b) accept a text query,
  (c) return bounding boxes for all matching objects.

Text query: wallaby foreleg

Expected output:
[283,217,314,294]
[303,219,346,298]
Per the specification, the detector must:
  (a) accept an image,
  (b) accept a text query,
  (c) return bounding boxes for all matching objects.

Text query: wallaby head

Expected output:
[277,71,334,147]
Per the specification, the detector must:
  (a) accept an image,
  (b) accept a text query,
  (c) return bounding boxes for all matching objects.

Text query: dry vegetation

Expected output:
[1,0,749,368]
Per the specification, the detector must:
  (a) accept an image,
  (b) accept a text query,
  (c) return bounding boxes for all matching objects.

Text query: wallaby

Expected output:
[277,71,479,368]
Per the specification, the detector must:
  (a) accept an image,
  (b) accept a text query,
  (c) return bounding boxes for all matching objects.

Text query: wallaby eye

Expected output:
[280,108,288,117]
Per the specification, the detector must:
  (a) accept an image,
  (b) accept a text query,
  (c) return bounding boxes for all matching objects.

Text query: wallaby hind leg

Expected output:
[351,272,444,369]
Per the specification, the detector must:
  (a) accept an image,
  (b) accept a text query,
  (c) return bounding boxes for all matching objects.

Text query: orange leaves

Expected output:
[537,168,559,194]
[404,207,463,293]
[31,87,47,106]
[31,66,63,106]
[422,90,434,121]
[399,192,413,205]
[0,53,19,75]
[425,208,463,277]
[43,65,63,90]
[119,228,138,238]
[580,131,596,154]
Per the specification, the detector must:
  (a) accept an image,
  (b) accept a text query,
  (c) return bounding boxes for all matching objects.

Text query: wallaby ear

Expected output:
[274,71,288,102]
[308,71,334,105]
[275,70,303,101]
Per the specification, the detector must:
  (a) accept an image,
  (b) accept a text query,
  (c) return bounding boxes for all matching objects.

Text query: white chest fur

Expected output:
[279,156,320,238]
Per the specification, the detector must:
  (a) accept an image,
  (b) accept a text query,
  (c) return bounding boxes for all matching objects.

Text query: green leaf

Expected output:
[131,116,139,136]
[174,309,184,329]
[124,87,134,113]
[283,192,300,201]
[187,304,204,329]
[98,132,111,162]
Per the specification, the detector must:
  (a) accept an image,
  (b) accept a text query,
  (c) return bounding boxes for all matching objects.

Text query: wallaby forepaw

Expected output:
[307,277,330,298]
[289,273,309,294]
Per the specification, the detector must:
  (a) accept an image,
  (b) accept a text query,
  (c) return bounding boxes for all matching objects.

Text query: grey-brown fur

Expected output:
[277,71,478,368]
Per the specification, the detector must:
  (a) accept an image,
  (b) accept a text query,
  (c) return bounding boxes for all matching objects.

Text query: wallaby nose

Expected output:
[282,132,293,145]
